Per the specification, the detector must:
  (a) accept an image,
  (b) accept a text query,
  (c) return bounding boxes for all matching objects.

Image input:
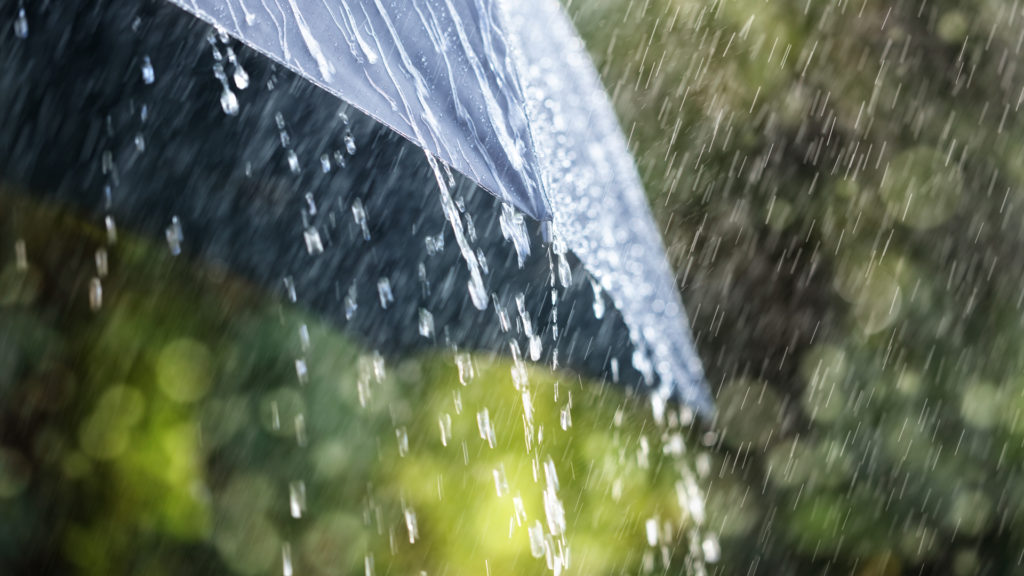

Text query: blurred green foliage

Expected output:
[0,193,705,575]
[5,0,1024,574]
[568,0,1024,573]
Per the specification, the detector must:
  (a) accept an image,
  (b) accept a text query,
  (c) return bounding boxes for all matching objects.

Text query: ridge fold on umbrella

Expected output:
[169,0,550,220]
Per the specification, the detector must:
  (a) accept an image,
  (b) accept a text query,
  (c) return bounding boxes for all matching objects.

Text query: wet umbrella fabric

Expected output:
[1,0,711,414]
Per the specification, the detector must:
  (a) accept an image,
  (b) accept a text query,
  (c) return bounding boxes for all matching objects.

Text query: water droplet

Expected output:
[283,276,297,302]
[590,278,605,319]
[493,465,509,497]
[344,284,358,319]
[418,308,434,338]
[287,150,300,173]
[133,133,146,152]
[303,227,323,255]
[294,358,308,385]
[270,401,281,430]
[220,87,239,116]
[513,496,528,526]
[476,408,495,448]
[499,203,531,267]
[95,249,108,277]
[319,153,331,173]
[528,522,546,558]
[395,427,409,457]
[455,353,474,385]
[88,278,103,311]
[468,277,489,311]
[529,335,543,361]
[332,149,347,168]
[232,65,249,90]
[701,535,721,564]
[289,481,306,519]
[13,8,28,39]
[14,239,27,271]
[282,543,293,576]
[352,199,370,241]
[403,502,418,543]
[376,277,394,309]
[556,253,572,288]
[294,414,307,446]
[424,232,444,256]
[298,324,310,352]
[438,413,452,446]
[105,215,118,244]
[165,216,183,256]
[344,134,357,155]
[140,55,155,85]
[645,518,659,546]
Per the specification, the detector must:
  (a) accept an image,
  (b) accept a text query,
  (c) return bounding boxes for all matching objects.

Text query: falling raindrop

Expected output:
[232,65,249,90]
[281,543,293,576]
[282,276,297,302]
[294,358,308,385]
[645,518,659,546]
[286,150,300,173]
[332,149,347,168]
[455,353,474,385]
[14,239,27,271]
[376,277,394,309]
[88,278,102,311]
[303,227,323,255]
[95,249,108,277]
[424,233,444,255]
[395,427,409,457]
[288,481,306,519]
[499,203,531,267]
[418,308,434,338]
[403,502,418,543]
[344,133,357,155]
[13,7,28,39]
[351,199,371,241]
[344,283,358,319]
[528,522,546,558]
[270,401,280,431]
[165,216,183,256]
[493,465,509,497]
[590,278,605,319]
[701,535,721,564]
[438,413,452,446]
[220,87,239,116]
[559,403,572,430]
[226,48,249,90]
[133,133,146,152]
[104,215,117,244]
[529,335,542,361]
[476,408,495,448]
[140,55,155,84]
[556,252,571,288]
[294,414,307,446]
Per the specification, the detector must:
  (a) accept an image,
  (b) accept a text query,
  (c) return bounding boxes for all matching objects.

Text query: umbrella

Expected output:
[1,0,712,415]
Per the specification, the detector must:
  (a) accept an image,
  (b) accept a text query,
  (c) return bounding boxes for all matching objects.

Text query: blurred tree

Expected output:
[0,192,706,575]
[568,0,1024,573]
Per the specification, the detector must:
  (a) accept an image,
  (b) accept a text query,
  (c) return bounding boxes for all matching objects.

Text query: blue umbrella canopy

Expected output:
[2,0,712,414]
